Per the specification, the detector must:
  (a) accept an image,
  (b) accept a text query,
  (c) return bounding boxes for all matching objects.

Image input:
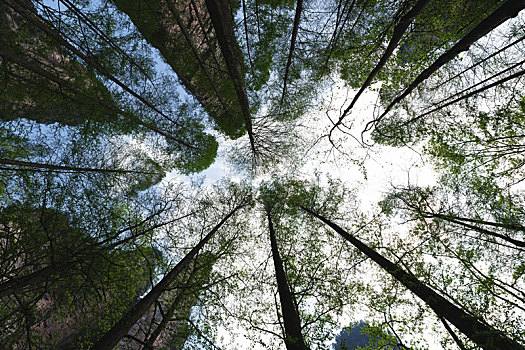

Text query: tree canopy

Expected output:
[1,0,524,349]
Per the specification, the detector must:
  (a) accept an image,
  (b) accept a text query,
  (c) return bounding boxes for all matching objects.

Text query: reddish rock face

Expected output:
[112,0,247,138]
[0,0,116,126]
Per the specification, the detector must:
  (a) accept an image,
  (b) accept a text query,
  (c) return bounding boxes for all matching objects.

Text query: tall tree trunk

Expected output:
[144,255,207,349]
[280,0,303,105]
[421,212,525,248]
[205,0,257,154]
[92,204,243,349]
[0,158,159,175]
[301,206,524,350]
[267,212,309,350]
[367,0,525,132]
[333,0,431,128]
[143,288,185,349]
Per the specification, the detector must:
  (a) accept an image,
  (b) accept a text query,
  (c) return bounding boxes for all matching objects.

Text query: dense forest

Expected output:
[0,0,524,349]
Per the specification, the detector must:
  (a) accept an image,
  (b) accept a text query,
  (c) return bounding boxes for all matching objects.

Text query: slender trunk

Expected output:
[267,212,309,350]
[144,258,203,348]
[143,289,185,349]
[424,212,525,248]
[367,0,525,132]
[334,0,431,128]
[403,65,525,126]
[427,212,525,233]
[301,206,524,350]
[0,158,159,175]
[205,0,257,155]
[241,0,255,74]
[93,205,242,349]
[323,0,357,71]
[434,33,525,87]
[280,0,303,105]
[439,316,468,350]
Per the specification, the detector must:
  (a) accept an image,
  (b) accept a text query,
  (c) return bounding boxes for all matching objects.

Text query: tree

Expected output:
[1,0,219,174]
[2,0,525,348]
[266,210,309,349]
[0,206,164,349]
[302,206,523,350]
[333,321,401,350]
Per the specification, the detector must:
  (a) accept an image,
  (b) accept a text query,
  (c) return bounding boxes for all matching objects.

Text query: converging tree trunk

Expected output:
[0,158,160,175]
[280,0,303,105]
[267,211,309,350]
[92,204,243,349]
[205,0,256,154]
[301,206,524,350]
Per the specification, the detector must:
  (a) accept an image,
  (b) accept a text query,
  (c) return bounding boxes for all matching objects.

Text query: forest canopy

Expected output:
[0,0,524,349]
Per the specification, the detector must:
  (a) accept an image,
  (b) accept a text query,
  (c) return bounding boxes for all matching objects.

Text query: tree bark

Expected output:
[280,0,303,105]
[422,212,525,248]
[0,158,159,175]
[368,0,525,132]
[301,206,524,350]
[205,0,257,154]
[93,205,242,349]
[267,212,309,350]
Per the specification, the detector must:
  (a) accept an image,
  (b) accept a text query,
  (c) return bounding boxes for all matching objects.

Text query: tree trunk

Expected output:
[0,158,159,175]
[267,212,309,350]
[301,206,524,350]
[280,0,303,105]
[205,0,257,154]
[92,204,243,349]
[423,212,525,248]
[428,212,525,232]
[144,256,206,348]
